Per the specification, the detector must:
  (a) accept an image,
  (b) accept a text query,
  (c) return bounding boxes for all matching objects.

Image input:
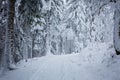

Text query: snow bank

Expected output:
[79,42,116,64]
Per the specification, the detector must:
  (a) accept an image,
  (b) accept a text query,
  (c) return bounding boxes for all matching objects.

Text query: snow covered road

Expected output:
[0,43,120,80]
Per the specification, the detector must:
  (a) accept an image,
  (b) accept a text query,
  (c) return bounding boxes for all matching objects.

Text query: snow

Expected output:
[114,1,120,52]
[1,1,120,79]
[8,64,17,70]
[0,42,120,80]
[41,0,52,12]
[62,28,75,40]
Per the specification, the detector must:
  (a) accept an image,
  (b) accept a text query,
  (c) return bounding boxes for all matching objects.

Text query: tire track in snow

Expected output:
[29,59,47,80]
[29,66,42,80]
[29,56,65,80]
[59,57,77,80]
[60,61,65,80]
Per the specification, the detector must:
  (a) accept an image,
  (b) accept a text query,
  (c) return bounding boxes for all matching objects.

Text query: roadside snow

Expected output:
[0,42,120,80]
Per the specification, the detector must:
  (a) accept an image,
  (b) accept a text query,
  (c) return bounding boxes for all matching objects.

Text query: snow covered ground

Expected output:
[0,42,120,80]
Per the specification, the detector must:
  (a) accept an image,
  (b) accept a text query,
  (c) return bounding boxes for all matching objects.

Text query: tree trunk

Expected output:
[7,0,16,69]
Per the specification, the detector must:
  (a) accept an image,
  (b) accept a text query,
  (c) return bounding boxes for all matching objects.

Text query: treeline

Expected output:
[0,0,49,72]
[0,0,65,72]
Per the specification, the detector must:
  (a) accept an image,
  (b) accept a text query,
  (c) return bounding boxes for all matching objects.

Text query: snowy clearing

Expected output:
[0,42,120,80]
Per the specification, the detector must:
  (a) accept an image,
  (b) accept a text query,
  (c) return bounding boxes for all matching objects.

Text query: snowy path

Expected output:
[0,43,120,80]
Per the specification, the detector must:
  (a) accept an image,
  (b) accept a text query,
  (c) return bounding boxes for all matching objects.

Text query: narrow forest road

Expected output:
[0,43,120,80]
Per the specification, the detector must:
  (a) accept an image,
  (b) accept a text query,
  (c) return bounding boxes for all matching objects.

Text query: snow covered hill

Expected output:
[0,42,120,80]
